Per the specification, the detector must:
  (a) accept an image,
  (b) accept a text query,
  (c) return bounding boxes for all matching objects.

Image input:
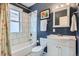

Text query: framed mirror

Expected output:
[53,6,70,27]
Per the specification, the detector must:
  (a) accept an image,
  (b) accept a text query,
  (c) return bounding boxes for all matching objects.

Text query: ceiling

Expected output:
[22,3,35,7]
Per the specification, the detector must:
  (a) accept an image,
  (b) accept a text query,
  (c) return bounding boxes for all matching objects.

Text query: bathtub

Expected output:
[11,41,36,56]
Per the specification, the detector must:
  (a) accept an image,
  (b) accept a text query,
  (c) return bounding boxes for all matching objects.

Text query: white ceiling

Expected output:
[22,3,35,7]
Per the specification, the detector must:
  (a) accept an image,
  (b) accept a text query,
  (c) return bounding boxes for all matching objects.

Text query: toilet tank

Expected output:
[40,38,47,47]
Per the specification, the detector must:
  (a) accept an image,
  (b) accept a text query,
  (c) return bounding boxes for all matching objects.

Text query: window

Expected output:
[10,9,22,32]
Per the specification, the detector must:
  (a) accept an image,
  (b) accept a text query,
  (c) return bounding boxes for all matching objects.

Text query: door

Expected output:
[29,10,37,44]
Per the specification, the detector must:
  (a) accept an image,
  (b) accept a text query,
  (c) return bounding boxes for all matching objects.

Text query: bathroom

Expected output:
[0,3,79,56]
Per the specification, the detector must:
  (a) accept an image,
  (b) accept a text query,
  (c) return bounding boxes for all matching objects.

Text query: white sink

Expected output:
[47,34,76,40]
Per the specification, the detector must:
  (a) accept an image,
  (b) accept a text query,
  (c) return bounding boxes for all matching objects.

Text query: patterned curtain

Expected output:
[0,3,11,56]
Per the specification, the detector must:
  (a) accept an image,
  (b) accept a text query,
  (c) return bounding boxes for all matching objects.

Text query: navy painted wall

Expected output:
[30,3,75,40]
[29,3,76,53]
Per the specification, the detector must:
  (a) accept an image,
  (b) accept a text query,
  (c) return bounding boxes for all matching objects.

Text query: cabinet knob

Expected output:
[30,33,32,36]
[56,46,61,48]
[59,46,61,48]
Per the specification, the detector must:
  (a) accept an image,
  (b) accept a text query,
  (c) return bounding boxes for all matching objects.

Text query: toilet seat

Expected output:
[32,46,43,52]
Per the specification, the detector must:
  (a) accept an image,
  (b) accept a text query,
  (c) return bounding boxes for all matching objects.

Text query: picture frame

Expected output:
[53,6,70,27]
[40,9,50,19]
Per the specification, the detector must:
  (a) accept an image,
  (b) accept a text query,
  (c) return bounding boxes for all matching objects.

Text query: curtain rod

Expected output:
[10,3,32,13]
[16,3,37,13]
[17,3,32,12]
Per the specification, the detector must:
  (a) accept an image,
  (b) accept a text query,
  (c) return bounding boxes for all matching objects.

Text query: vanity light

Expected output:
[60,4,64,7]
[55,4,69,9]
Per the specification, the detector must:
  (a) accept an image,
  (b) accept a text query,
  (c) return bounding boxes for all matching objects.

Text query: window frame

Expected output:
[9,4,23,33]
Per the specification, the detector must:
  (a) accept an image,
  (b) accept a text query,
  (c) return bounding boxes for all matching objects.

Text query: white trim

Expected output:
[29,10,38,44]
[53,6,70,28]
[9,4,23,32]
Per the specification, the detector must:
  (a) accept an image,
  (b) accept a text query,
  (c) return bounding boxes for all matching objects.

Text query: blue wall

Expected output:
[30,3,75,40]
[29,3,77,53]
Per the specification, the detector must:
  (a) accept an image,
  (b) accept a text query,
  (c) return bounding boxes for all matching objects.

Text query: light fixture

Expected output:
[55,3,69,9]
[60,4,64,7]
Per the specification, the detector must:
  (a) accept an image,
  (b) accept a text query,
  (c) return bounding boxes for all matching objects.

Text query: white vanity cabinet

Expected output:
[47,35,76,56]
[47,38,59,56]
[61,39,76,56]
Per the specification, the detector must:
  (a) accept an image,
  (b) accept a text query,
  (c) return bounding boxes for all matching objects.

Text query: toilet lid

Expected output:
[32,46,43,52]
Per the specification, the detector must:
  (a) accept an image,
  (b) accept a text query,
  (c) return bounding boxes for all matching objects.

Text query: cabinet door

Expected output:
[61,46,70,56]
[47,39,59,56]
[58,45,62,56]
[62,46,76,56]
[61,40,76,56]
[69,47,76,56]
[47,42,59,56]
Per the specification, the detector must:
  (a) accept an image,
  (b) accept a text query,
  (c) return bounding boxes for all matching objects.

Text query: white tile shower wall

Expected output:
[11,41,36,56]
[9,12,30,46]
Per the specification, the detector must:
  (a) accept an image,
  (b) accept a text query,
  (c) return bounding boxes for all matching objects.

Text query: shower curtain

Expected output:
[0,3,11,56]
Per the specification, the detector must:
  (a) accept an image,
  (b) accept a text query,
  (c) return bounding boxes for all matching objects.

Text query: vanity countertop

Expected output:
[47,35,76,40]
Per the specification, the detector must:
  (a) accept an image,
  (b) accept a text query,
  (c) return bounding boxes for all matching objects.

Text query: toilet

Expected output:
[31,38,47,56]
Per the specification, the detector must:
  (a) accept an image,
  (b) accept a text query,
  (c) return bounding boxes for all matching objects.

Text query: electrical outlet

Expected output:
[53,29,55,32]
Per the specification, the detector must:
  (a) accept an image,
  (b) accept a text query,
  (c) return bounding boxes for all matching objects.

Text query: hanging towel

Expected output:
[70,14,77,32]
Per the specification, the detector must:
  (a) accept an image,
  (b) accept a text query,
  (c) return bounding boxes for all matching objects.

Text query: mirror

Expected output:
[53,6,70,27]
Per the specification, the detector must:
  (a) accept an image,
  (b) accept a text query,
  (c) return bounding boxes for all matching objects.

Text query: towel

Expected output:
[70,14,77,32]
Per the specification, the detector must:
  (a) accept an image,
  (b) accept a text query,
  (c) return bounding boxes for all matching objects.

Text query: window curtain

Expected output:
[0,3,11,56]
